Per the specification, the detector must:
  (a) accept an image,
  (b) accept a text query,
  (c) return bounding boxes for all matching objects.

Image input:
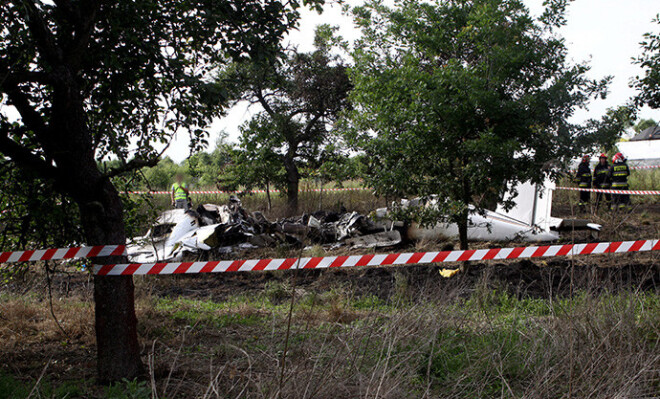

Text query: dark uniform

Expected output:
[575,160,592,211]
[593,162,611,209]
[610,160,630,210]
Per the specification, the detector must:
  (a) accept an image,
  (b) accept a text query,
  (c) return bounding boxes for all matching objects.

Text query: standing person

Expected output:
[592,153,611,210]
[171,174,190,210]
[574,155,592,213]
[610,152,631,211]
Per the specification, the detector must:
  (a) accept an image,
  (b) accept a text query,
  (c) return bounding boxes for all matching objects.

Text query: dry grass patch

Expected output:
[0,294,94,349]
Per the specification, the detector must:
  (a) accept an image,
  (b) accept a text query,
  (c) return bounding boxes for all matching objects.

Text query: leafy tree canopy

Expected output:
[348,0,610,248]
[218,24,352,214]
[633,15,660,109]
[0,0,321,186]
[581,105,636,152]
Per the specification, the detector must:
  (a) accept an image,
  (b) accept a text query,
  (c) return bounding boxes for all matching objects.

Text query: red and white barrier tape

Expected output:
[631,164,660,170]
[555,187,660,195]
[0,245,125,263]
[128,187,369,195]
[93,239,660,276]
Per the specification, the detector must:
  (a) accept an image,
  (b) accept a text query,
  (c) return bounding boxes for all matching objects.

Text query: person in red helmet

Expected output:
[592,153,611,210]
[609,152,630,210]
[574,154,592,212]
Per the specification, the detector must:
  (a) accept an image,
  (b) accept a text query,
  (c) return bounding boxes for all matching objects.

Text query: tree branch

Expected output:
[0,126,58,180]
[52,0,74,15]
[2,70,53,86]
[298,112,324,142]
[60,1,103,68]
[104,137,172,178]
[2,82,48,135]
[289,107,314,118]
[255,87,276,117]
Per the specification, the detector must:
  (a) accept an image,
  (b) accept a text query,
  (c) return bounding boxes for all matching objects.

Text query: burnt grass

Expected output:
[0,196,659,398]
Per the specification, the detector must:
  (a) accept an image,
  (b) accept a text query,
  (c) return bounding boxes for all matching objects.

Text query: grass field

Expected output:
[138,180,383,220]
[1,172,659,398]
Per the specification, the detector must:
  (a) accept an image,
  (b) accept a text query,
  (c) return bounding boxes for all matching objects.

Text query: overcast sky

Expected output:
[168,1,660,162]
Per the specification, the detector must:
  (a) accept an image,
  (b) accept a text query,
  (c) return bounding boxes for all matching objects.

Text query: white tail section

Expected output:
[495,179,556,231]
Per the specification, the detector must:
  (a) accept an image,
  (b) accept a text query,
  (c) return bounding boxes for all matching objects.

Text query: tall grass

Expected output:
[630,168,660,191]
[3,281,657,398]
[141,170,659,223]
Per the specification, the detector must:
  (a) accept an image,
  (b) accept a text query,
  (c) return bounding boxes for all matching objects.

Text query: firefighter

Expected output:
[171,173,190,210]
[574,155,592,212]
[610,152,631,211]
[592,153,611,210]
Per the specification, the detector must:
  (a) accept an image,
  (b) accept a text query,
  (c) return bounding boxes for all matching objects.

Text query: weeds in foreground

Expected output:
[2,279,658,398]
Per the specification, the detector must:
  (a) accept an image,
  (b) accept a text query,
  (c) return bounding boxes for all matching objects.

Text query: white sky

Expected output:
[165,0,660,163]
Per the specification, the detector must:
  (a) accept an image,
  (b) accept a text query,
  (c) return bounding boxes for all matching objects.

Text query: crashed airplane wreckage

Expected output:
[394,180,600,243]
[128,181,600,263]
[128,197,400,263]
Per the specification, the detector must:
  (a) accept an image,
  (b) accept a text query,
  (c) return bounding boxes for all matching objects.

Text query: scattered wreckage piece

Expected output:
[128,197,401,263]
[346,230,402,249]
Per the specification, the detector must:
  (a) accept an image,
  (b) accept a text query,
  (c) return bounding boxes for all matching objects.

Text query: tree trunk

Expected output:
[283,154,299,216]
[79,180,144,383]
[46,72,144,383]
[66,152,144,384]
[457,211,469,250]
[266,180,272,211]
[458,164,471,250]
[2,41,144,382]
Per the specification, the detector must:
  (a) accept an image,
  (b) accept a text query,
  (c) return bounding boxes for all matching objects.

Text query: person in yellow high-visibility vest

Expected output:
[171,174,190,210]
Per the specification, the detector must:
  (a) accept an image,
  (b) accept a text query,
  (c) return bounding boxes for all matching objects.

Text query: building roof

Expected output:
[630,125,660,141]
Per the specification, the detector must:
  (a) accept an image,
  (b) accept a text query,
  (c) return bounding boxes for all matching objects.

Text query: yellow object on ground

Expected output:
[439,268,460,278]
